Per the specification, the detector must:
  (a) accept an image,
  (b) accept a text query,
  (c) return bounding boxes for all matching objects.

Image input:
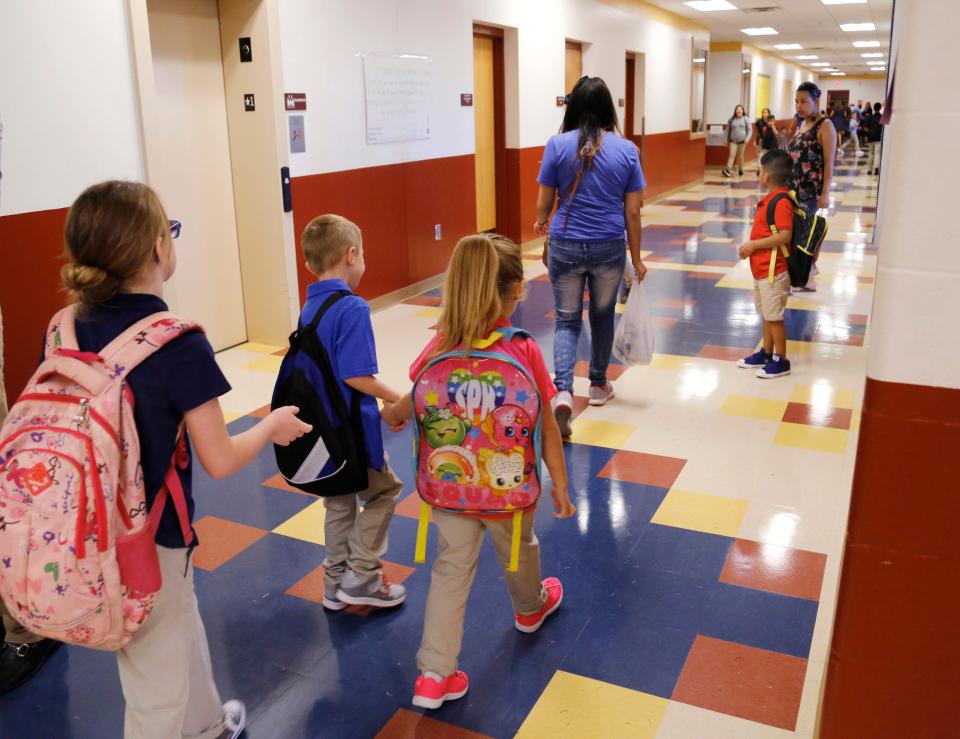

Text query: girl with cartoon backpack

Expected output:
[383,234,575,710]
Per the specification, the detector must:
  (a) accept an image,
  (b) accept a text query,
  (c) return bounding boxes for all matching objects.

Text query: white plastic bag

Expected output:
[612,282,655,366]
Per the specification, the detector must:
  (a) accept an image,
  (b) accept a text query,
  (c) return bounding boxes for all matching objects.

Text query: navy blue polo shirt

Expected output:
[42,293,231,548]
[299,280,384,471]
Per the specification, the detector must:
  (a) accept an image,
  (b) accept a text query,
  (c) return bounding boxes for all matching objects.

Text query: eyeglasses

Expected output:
[169,220,182,239]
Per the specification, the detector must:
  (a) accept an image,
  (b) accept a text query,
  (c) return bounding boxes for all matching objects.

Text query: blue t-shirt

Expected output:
[538,130,647,242]
[44,293,231,548]
[299,280,384,472]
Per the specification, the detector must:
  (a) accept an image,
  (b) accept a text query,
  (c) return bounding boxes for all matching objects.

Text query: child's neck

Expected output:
[120,266,164,298]
[314,265,352,285]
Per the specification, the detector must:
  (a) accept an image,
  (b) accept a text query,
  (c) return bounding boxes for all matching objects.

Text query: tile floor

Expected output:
[0,153,878,737]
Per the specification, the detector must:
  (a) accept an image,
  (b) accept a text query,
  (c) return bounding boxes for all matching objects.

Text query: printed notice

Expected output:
[363,54,432,145]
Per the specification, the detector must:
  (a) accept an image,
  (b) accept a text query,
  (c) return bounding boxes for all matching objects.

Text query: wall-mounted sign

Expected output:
[556,96,565,107]
[289,115,305,153]
[461,93,473,106]
[284,92,306,111]
[244,94,255,111]
[239,37,252,63]
[618,98,625,107]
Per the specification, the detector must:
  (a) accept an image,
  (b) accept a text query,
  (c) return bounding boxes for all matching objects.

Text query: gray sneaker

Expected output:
[588,382,615,406]
[336,571,407,608]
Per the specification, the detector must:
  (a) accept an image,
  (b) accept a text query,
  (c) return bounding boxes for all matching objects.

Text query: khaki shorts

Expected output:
[754,271,791,321]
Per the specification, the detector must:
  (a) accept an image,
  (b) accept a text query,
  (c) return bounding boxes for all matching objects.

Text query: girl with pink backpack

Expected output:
[0,181,309,738]
[382,234,576,709]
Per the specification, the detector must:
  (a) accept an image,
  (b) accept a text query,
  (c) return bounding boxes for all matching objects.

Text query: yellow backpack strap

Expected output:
[471,331,503,350]
[414,501,431,564]
[508,510,523,572]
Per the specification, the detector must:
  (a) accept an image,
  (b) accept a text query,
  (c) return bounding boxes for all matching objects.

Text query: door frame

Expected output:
[473,24,506,234]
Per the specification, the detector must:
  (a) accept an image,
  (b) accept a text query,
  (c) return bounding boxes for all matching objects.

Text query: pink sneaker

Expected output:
[515,577,563,633]
[412,670,469,709]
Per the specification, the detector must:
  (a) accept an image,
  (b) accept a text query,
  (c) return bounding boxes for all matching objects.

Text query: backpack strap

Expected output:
[96,312,202,381]
[471,326,531,350]
[45,305,80,356]
[303,291,351,335]
[764,192,795,284]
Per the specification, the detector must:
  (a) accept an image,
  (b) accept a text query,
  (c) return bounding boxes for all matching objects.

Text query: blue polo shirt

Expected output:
[43,293,231,548]
[299,280,384,471]
[538,130,646,242]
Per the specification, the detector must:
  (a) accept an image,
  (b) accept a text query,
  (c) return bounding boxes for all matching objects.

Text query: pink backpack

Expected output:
[0,305,199,650]
[411,328,543,571]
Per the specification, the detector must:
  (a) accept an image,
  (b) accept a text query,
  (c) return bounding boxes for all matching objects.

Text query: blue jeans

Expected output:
[548,238,626,393]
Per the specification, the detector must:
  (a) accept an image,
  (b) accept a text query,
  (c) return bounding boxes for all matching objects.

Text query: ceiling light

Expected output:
[774,43,803,50]
[853,40,882,48]
[741,27,778,36]
[684,0,737,10]
[821,0,867,5]
[831,72,846,76]
[822,68,838,72]
[811,62,831,67]
[866,60,886,64]
[795,55,819,60]
[841,22,876,32]
[861,52,884,58]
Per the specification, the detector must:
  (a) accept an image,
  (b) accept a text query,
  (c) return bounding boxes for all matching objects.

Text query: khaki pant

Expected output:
[754,271,791,321]
[867,140,881,171]
[726,141,746,171]
[322,462,403,593]
[416,509,547,677]
[117,546,225,739]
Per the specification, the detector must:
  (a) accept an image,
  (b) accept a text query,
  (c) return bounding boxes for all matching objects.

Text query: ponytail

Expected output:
[435,235,502,356]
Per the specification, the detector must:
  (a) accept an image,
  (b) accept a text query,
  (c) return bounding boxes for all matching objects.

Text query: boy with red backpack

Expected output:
[382,234,575,709]
[0,181,309,738]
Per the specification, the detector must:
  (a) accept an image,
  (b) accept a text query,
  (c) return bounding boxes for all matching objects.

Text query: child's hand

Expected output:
[738,242,754,259]
[381,401,407,432]
[267,406,312,446]
[551,484,576,519]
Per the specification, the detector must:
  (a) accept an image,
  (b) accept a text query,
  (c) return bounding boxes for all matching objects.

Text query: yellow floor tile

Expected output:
[649,354,693,371]
[786,297,824,311]
[272,499,326,545]
[714,275,755,290]
[222,410,243,424]
[236,342,284,354]
[652,489,749,537]
[786,340,815,356]
[416,306,442,319]
[789,383,856,410]
[702,236,733,244]
[775,422,850,454]
[719,395,788,422]
[241,355,284,373]
[517,671,668,739]
[646,262,726,273]
[569,419,636,449]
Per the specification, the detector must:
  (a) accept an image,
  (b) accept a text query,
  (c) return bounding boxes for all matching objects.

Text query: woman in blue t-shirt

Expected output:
[534,76,647,437]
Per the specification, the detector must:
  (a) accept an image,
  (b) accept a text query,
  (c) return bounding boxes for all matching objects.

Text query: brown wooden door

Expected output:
[565,41,582,96]
[473,34,497,232]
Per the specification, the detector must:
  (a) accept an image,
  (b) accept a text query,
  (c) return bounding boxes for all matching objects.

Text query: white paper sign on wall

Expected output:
[362,54,432,145]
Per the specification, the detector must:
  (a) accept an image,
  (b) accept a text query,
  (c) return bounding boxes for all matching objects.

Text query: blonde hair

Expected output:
[62,181,169,306]
[301,214,361,274]
[436,234,504,356]
[487,233,524,301]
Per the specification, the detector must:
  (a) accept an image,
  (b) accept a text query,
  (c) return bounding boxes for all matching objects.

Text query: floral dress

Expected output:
[787,117,827,207]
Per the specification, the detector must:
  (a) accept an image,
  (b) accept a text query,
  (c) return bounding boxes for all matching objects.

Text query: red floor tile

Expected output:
[395,491,425,521]
[532,273,550,282]
[698,344,750,362]
[655,297,698,310]
[652,315,679,330]
[402,295,442,307]
[598,449,687,489]
[570,395,591,420]
[375,708,493,738]
[192,516,268,571]
[848,313,869,326]
[271,348,288,357]
[287,562,416,616]
[575,361,628,381]
[672,635,807,731]
[782,401,853,430]
[249,404,271,419]
[719,538,827,601]
[703,260,737,267]
[687,271,722,280]
[261,471,312,495]
[813,330,865,347]
[646,254,676,262]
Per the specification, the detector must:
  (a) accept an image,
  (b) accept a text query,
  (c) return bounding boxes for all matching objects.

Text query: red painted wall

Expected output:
[0,208,69,403]
[641,131,706,198]
[820,377,960,737]
[706,139,759,167]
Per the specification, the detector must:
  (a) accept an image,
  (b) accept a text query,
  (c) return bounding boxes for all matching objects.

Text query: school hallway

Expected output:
[0,150,879,738]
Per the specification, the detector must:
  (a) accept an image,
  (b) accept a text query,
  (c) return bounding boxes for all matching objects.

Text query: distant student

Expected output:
[382,234,576,709]
[297,215,409,610]
[737,151,795,379]
[26,181,310,738]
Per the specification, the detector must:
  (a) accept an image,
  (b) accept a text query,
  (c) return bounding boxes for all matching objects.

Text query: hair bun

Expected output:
[61,263,121,305]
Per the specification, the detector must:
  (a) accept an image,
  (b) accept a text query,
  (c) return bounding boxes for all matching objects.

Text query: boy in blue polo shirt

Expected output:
[298,214,408,610]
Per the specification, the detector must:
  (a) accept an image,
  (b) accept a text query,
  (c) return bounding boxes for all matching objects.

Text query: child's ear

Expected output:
[345,246,358,265]
[154,235,165,263]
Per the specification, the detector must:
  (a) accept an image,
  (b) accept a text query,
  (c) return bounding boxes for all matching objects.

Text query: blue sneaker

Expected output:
[757,355,791,379]
[737,349,770,369]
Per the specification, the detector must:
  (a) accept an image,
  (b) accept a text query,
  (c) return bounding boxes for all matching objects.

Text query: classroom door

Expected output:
[565,41,583,96]
[625,52,646,161]
[473,34,497,233]
[756,74,771,118]
[146,0,247,351]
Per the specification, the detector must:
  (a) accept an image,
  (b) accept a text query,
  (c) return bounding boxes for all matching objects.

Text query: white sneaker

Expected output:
[223,700,246,739]
[553,391,574,438]
[322,595,347,611]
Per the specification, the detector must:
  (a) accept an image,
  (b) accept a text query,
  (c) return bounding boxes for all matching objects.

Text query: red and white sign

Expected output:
[284,92,307,111]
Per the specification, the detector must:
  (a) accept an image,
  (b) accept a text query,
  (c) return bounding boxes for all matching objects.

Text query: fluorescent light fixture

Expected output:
[861,52,884,58]
[866,60,886,64]
[684,0,737,10]
[822,68,838,72]
[741,27,778,36]
[830,72,846,76]
[841,22,876,32]
[811,62,831,67]
[822,0,866,5]
[774,43,803,50]
[853,40,882,48]
[693,57,706,63]
[795,55,819,60]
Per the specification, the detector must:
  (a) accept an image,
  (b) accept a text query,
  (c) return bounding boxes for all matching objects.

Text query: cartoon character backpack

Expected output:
[411,327,542,571]
[0,306,197,650]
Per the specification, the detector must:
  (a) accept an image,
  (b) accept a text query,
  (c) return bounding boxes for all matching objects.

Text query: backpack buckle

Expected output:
[73,399,90,429]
